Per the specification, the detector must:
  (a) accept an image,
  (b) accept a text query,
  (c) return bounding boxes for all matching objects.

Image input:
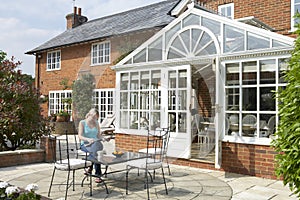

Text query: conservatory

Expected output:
[113,5,294,168]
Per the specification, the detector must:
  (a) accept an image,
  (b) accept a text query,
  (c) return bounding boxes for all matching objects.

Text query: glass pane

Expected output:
[151,70,161,89]
[259,114,276,137]
[120,92,128,109]
[130,111,138,129]
[178,90,187,110]
[133,48,146,63]
[201,17,221,38]
[120,73,129,90]
[180,30,190,53]
[148,37,162,61]
[272,40,290,47]
[165,22,181,47]
[178,112,187,132]
[260,87,275,111]
[120,111,129,128]
[168,112,176,132]
[141,71,149,89]
[228,113,239,136]
[226,63,239,86]
[242,61,257,85]
[242,88,257,111]
[168,90,176,110]
[279,58,289,83]
[242,114,257,137]
[260,59,276,84]
[130,72,139,90]
[178,70,187,88]
[171,36,186,55]
[140,91,149,110]
[168,71,177,88]
[151,111,161,130]
[151,91,161,110]
[226,88,239,111]
[183,14,200,27]
[168,47,185,59]
[224,25,245,53]
[247,32,270,50]
[130,92,138,109]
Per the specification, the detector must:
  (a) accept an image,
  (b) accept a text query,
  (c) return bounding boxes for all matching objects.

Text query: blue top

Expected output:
[80,120,99,145]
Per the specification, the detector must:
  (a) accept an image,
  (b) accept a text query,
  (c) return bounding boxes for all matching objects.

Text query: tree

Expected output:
[272,13,300,197]
[72,73,95,127]
[0,50,52,151]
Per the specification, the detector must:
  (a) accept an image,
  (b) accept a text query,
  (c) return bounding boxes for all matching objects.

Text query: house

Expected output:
[26,0,297,179]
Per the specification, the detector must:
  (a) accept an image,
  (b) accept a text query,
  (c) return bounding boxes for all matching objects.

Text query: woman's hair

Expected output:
[85,108,99,119]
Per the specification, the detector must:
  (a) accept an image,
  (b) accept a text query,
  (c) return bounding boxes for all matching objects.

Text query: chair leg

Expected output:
[125,167,129,195]
[65,170,71,200]
[72,170,75,191]
[161,167,168,195]
[89,174,92,196]
[48,168,56,197]
[146,169,150,200]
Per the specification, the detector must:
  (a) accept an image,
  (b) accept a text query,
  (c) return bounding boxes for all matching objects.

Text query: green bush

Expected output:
[272,13,300,197]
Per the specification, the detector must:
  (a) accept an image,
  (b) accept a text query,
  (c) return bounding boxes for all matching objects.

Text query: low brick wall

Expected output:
[0,136,55,168]
[0,149,45,168]
[115,133,279,180]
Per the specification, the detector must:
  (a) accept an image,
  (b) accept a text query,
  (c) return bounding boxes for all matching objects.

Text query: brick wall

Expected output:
[202,0,293,36]
[0,150,45,168]
[221,141,278,179]
[115,133,278,179]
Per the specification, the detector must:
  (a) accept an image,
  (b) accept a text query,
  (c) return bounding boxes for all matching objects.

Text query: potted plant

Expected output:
[56,110,70,122]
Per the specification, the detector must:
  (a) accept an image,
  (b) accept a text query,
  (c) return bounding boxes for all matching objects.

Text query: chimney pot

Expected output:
[73,6,77,15]
[78,8,82,16]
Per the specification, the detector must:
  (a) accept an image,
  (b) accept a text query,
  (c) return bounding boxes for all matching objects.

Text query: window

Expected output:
[218,3,234,19]
[93,89,115,123]
[47,50,61,70]
[224,57,290,140]
[291,0,300,30]
[91,41,110,65]
[119,70,161,130]
[49,90,72,116]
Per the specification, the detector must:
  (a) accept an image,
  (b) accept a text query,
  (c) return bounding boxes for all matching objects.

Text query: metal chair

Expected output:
[126,128,169,200]
[48,130,92,200]
[267,116,276,136]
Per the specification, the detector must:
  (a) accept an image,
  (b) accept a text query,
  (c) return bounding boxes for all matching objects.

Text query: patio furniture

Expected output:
[242,114,257,135]
[138,127,171,176]
[48,130,93,200]
[125,128,169,200]
[100,114,115,135]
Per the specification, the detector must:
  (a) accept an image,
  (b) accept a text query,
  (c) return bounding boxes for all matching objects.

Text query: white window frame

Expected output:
[48,90,72,115]
[47,50,61,71]
[91,41,111,65]
[93,89,115,123]
[291,0,300,31]
[218,3,234,19]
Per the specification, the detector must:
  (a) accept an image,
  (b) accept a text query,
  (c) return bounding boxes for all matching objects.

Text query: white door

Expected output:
[160,65,191,159]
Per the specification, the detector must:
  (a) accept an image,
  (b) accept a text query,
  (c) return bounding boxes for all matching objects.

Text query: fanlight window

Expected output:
[167,27,217,59]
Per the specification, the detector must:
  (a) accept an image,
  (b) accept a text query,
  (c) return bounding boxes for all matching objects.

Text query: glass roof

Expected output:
[117,7,294,66]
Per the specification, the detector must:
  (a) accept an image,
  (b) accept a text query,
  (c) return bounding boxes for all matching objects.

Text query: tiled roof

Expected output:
[26,0,179,54]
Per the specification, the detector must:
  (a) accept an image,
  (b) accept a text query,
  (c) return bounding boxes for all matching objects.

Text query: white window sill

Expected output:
[222,135,273,146]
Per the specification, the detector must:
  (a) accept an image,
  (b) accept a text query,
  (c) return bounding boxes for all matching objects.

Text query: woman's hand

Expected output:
[87,138,94,144]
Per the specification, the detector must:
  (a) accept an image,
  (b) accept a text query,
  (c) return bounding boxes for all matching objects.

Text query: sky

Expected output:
[0,0,162,77]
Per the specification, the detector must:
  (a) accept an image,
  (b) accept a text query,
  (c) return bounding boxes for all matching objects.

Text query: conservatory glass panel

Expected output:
[279,58,289,83]
[140,91,150,110]
[178,90,187,110]
[133,48,146,63]
[180,30,191,53]
[130,72,139,90]
[224,25,245,53]
[247,32,270,50]
[171,36,187,56]
[178,70,187,88]
[151,70,161,89]
[226,63,239,86]
[196,42,216,56]
[260,87,275,111]
[168,47,185,59]
[201,17,221,38]
[272,39,290,47]
[120,111,129,128]
[242,87,257,111]
[260,59,276,84]
[148,36,162,61]
[120,73,129,90]
[151,111,161,130]
[141,71,150,89]
[191,29,202,52]
[242,61,257,85]
[183,14,200,27]
[130,111,138,129]
[226,88,239,111]
[130,92,138,109]
[166,22,181,47]
[151,91,161,110]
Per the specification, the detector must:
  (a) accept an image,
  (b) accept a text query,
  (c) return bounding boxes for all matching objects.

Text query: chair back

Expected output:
[242,114,257,125]
[146,128,170,165]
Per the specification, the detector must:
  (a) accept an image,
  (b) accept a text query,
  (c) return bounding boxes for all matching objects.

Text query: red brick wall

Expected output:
[115,133,278,179]
[0,150,45,168]
[202,0,293,37]
[221,141,278,179]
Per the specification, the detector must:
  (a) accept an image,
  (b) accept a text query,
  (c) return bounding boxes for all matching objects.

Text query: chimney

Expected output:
[65,6,88,30]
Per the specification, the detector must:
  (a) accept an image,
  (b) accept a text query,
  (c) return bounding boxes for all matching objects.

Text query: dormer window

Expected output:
[47,50,61,70]
[291,0,300,31]
[218,3,234,19]
[91,41,110,65]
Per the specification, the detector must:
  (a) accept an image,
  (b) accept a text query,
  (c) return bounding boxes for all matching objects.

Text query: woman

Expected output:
[78,108,107,183]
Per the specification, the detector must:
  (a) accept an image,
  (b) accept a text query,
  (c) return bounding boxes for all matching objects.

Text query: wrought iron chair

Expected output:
[126,127,169,200]
[48,130,92,199]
